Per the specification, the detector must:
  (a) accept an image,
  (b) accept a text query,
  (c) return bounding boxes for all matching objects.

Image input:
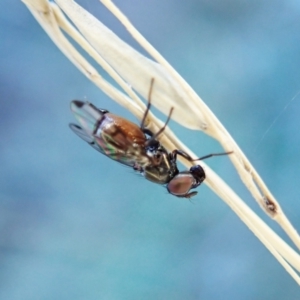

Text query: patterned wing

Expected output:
[70,123,137,167]
[69,123,106,154]
[69,101,138,167]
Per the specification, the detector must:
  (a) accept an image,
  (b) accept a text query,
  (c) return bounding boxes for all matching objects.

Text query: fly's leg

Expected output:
[170,149,233,163]
[133,163,143,172]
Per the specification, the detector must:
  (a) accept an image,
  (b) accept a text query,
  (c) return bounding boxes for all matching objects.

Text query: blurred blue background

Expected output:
[1,0,300,299]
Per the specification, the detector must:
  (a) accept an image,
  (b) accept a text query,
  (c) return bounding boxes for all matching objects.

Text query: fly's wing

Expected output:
[70,123,135,167]
[69,123,106,155]
[69,101,136,167]
[70,100,106,136]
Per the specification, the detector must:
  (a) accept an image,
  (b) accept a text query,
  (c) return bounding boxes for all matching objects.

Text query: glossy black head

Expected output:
[189,165,206,185]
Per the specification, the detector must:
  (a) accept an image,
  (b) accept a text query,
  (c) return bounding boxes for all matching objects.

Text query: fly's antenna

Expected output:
[150,107,174,141]
[142,78,174,146]
[140,78,155,130]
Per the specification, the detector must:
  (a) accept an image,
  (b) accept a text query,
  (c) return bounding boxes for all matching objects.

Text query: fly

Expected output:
[69,80,232,198]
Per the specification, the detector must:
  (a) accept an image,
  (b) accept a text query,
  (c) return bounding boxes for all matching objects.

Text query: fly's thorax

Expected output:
[142,161,178,184]
[145,143,167,165]
[142,145,179,184]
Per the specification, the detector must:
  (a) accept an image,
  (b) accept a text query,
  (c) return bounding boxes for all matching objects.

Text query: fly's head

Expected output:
[166,165,206,198]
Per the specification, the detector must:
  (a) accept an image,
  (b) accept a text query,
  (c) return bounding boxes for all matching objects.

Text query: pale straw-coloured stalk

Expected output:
[22,0,300,284]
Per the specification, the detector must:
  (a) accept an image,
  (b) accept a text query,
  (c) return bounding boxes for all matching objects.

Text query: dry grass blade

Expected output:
[98,0,300,251]
[22,0,300,284]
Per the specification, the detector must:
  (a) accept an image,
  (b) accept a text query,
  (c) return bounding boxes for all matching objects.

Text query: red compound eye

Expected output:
[167,173,194,196]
